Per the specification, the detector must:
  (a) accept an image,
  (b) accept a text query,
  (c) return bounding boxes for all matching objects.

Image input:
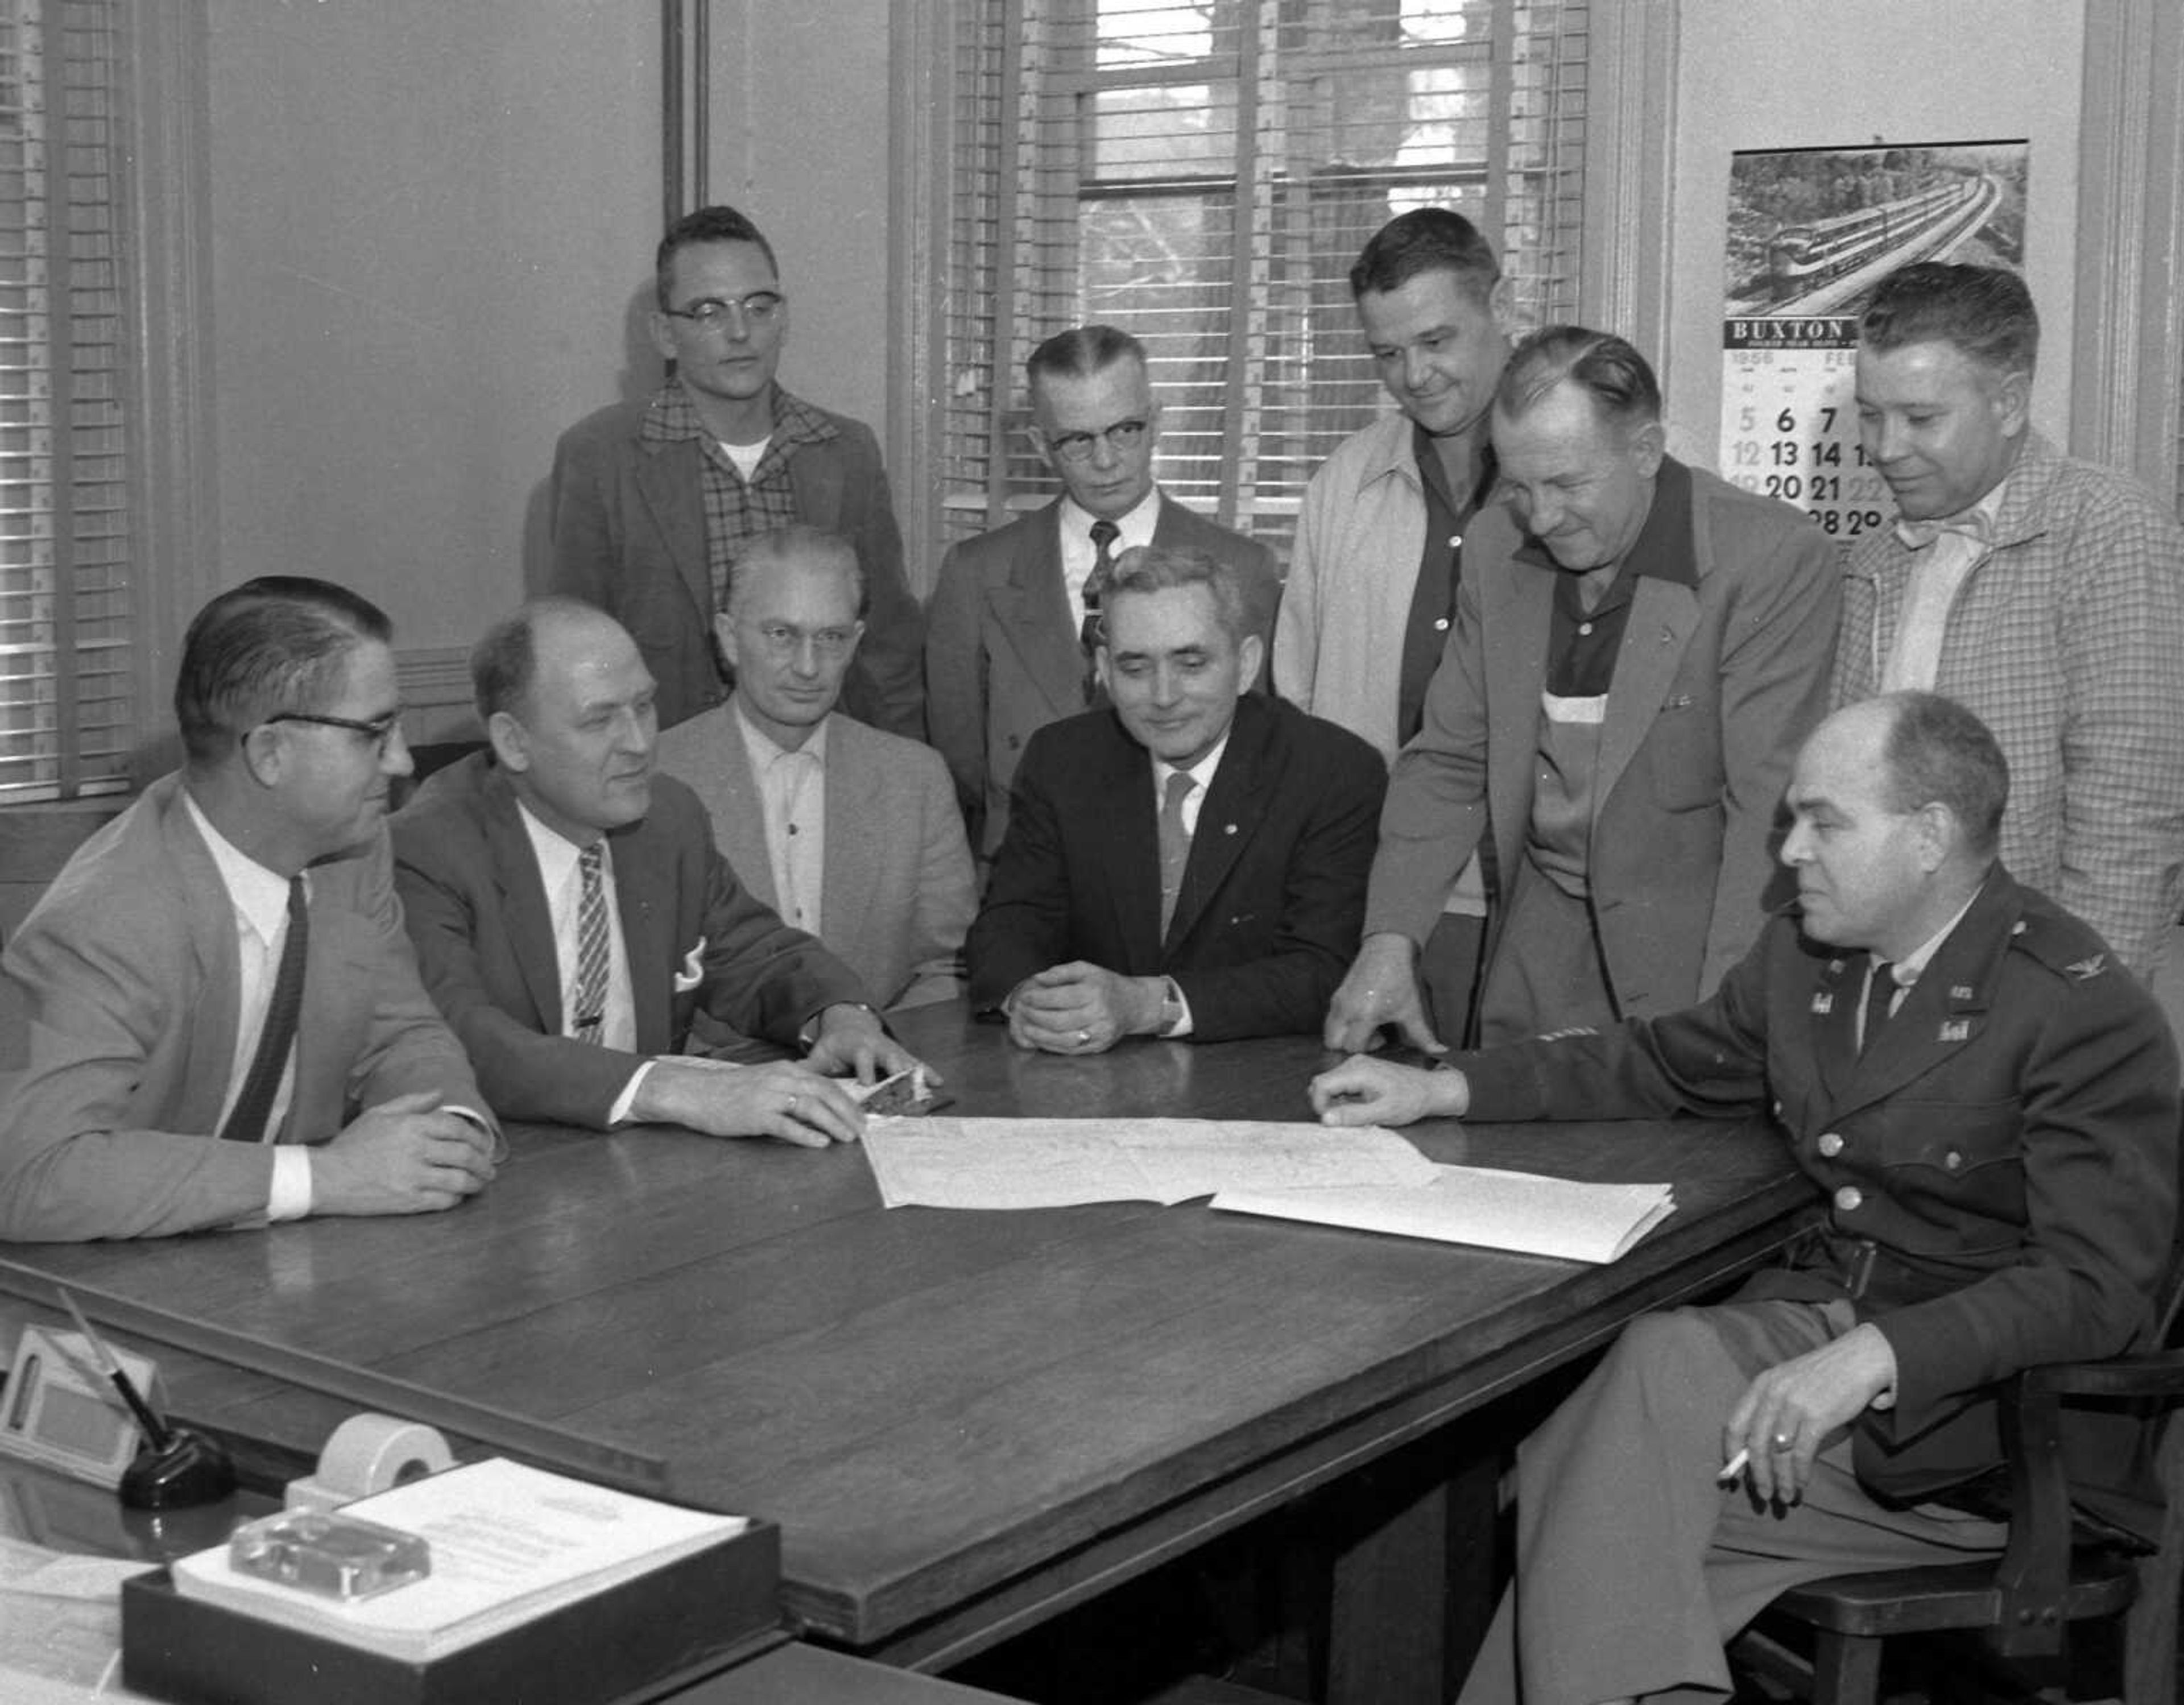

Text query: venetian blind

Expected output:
[0,0,133,803]
[940,0,1588,559]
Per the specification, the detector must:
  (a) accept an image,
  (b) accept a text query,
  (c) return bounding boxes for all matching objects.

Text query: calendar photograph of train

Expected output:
[1724,140,2027,318]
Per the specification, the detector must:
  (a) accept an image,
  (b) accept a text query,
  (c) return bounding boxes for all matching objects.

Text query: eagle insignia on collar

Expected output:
[2065,954,2108,982]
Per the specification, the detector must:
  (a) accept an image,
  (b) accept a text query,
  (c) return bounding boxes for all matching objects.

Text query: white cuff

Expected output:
[267,1146,312,1222]
[606,1060,656,1128]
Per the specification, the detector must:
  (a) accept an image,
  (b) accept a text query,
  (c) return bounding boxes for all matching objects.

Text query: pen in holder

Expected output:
[58,1287,237,1511]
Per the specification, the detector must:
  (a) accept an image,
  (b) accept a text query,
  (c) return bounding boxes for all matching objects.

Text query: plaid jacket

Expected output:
[1835,433,2184,973]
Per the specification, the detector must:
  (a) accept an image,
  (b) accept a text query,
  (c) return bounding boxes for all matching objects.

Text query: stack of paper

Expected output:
[1211,1164,1676,1264]
[169,1458,746,1662]
[863,1116,1438,1209]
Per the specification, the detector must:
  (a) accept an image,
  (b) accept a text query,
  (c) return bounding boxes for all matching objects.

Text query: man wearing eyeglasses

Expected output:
[548,204,925,740]
[925,324,1281,858]
[657,525,975,1011]
[392,599,932,1146]
[0,578,499,1241]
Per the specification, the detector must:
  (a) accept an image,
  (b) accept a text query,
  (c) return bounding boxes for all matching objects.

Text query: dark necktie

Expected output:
[1158,769,1196,937]
[572,841,610,1044]
[222,876,307,1144]
[1083,520,1119,704]
[1859,958,1898,1056]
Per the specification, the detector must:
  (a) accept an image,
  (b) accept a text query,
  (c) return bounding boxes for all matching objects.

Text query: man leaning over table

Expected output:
[391,599,932,1147]
[1311,692,2179,1705]
[967,544,1384,1053]
[0,577,499,1241]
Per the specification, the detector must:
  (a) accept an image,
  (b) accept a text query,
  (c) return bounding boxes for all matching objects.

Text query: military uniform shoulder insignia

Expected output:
[2065,953,2108,982]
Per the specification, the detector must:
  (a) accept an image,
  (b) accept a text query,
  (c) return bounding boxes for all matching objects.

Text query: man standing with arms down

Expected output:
[1272,208,1514,1035]
[0,578,499,1241]
[925,325,1280,859]
[549,205,924,738]
[1836,260,2184,975]
[1314,693,2179,1703]
[1326,326,1839,1053]
[657,525,976,1011]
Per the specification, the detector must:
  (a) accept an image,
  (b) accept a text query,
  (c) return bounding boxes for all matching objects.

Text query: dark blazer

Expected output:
[391,754,867,1130]
[967,694,1385,1042]
[547,391,925,738]
[925,492,1283,856]
[1458,870,2181,1541]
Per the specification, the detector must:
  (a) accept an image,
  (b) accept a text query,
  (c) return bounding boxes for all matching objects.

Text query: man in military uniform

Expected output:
[1312,691,2180,1704]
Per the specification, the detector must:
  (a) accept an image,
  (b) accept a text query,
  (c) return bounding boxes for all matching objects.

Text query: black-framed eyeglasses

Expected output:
[261,710,404,754]
[1043,417,1149,464]
[660,291,786,332]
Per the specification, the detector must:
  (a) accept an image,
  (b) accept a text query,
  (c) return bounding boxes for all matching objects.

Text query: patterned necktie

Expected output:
[1083,519,1119,704]
[222,876,307,1144]
[572,841,610,1044]
[1158,769,1196,938]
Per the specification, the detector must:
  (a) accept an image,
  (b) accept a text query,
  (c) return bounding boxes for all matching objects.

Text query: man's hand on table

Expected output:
[804,1003,940,1091]
[315,1091,499,1215]
[1003,963,1167,1053]
[635,1057,864,1147]
[1323,933,1446,1055]
[1309,1055,1469,1127]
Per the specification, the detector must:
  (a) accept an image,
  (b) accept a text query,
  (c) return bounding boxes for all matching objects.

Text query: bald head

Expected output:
[475,599,659,843]
[1781,693,2004,960]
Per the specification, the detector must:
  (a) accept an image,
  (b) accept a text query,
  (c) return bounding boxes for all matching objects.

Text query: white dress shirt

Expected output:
[735,705,828,936]
[1058,486,1161,615]
[1145,729,1232,1037]
[184,793,312,1222]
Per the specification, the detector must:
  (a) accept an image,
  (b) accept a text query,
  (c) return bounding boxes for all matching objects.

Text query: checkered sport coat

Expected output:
[1834,432,2184,974]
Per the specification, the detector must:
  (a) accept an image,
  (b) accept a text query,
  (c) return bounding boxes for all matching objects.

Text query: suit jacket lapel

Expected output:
[709,711,778,912]
[608,817,675,1053]
[1091,720,1166,969]
[1166,698,1271,951]
[480,770,569,1032]
[159,787,249,1134]
[634,438,713,623]
[1486,562,1554,879]
[1595,574,1700,818]
[820,717,875,946]
[988,502,1085,722]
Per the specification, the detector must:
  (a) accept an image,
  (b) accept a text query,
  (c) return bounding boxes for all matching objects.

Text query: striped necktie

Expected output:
[572,841,610,1044]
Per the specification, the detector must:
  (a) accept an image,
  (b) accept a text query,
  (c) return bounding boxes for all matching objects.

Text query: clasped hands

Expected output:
[1003,963,1169,1054]
[633,1003,938,1147]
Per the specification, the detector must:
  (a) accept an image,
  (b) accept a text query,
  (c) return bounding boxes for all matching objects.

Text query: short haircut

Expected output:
[1874,689,2009,860]
[1349,207,1500,305]
[1495,324,1662,430]
[1859,262,2039,377]
[470,597,603,725]
[727,524,868,620]
[655,204,779,308]
[175,577,391,767]
[1102,545,1248,646]
[1026,324,1147,392]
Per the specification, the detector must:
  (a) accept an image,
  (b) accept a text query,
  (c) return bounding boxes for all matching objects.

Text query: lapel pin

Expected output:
[1223,822,1238,835]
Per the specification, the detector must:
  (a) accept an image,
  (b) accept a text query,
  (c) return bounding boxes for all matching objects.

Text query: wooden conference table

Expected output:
[0,1005,1811,1690]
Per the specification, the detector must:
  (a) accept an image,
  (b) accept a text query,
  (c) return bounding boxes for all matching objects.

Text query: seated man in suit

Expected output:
[925,324,1283,858]
[1312,693,2180,1703]
[1326,325,1839,1054]
[0,577,499,1241]
[547,204,923,737]
[968,545,1384,1052]
[392,599,931,1146]
[656,524,975,1009]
